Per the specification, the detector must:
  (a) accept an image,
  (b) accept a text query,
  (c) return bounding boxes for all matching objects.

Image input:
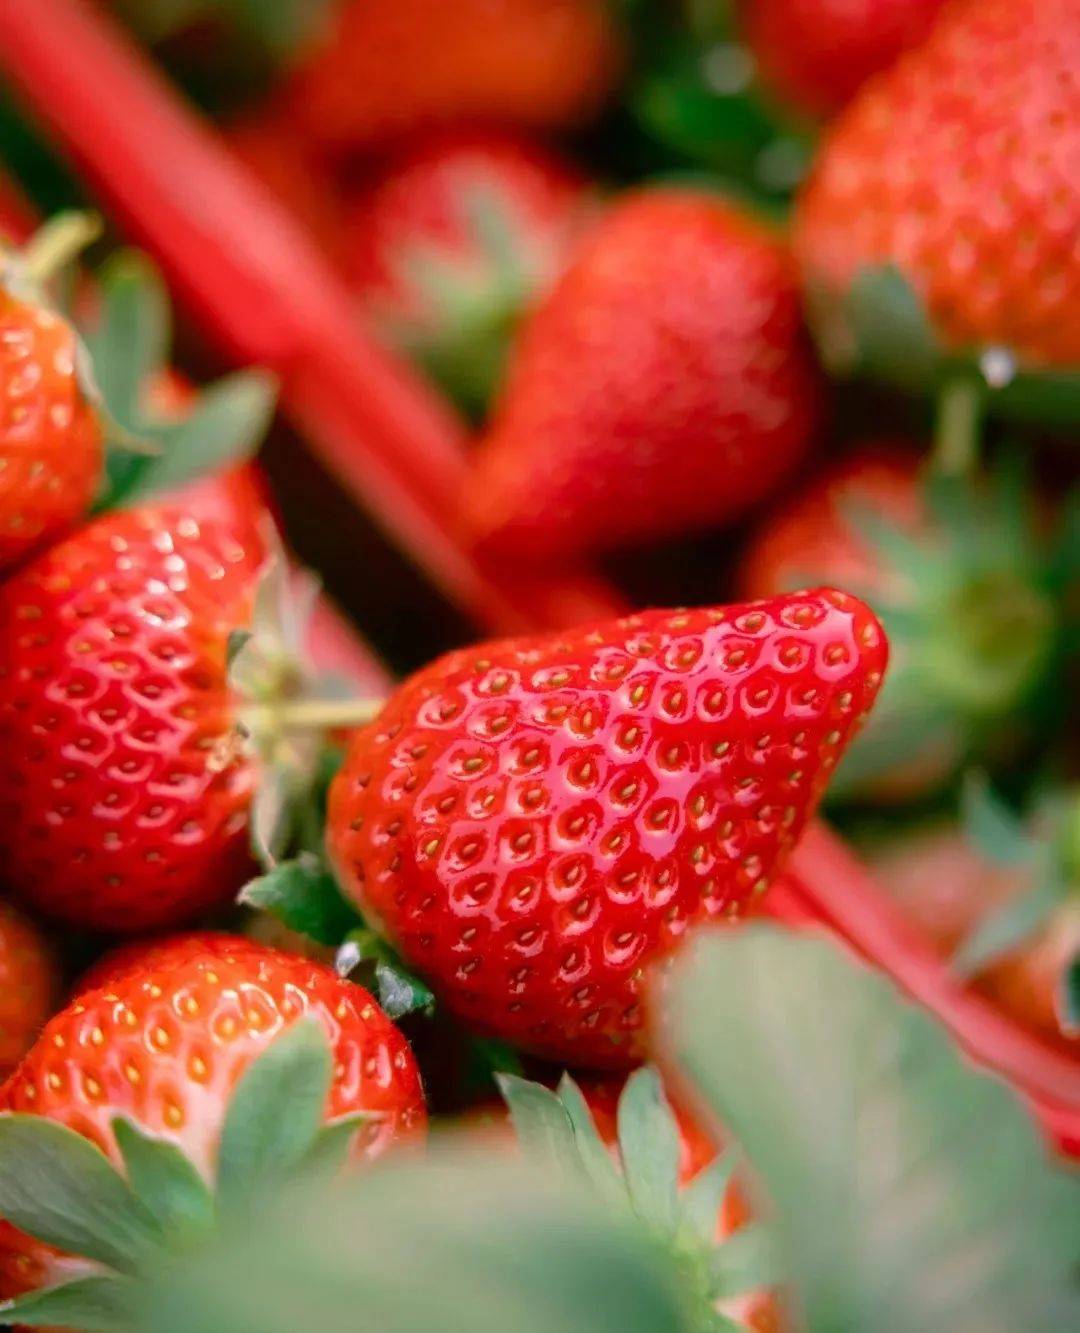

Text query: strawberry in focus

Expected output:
[328,592,887,1065]
[739,0,947,117]
[281,0,624,155]
[0,939,426,1301]
[347,128,592,418]
[741,445,1063,803]
[465,189,823,561]
[0,505,259,934]
[794,0,1080,369]
[0,899,57,1077]
[75,929,265,995]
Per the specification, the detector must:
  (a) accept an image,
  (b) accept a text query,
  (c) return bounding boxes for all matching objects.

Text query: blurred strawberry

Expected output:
[739,0,947,117]
[347,128,592,418]
[794,0,1080,371]
[328,593,887,1065]
[871,779,1080,1050]
[741,445,1067,803]
[0,899,57,1077]
[282,0,624,155]
[465,188,823,561]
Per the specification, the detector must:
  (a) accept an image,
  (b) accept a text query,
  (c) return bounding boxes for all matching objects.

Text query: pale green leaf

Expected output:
[557,1075,626,1209]
[708,1224,783,1301]
[617,1066,681,1236]
[497,1074,578,1171]
[112,1117,214,1241]
[678,1150,737,1250]
[0,1275,137,1330]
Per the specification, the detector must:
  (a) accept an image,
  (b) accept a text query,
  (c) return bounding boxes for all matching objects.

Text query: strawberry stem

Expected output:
[933,377,982,476]
[20,210,102,285]
[241,697,383,734]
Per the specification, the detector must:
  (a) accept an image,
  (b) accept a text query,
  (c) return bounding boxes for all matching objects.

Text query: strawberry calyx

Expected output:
[499,1067,779,1332]
[0,1021,365,1331]
[806,264,1080,429]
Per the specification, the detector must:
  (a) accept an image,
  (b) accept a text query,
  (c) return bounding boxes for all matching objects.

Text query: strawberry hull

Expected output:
[1,0,1075,1152]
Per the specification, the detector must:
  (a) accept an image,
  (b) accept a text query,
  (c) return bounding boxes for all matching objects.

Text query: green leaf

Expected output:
[137,1150,689,1333]
[0,1275,137,1330]
[216,1019,333,1214]
[240,854,360,946]
[663,926,1080,1332]
[678,1150,737,1250]
[497,1074,579,1172]
[301,1114,369,1180]
[952,863,1066,977]
[85,250,170,428]
[556,1076,626,1209]
[616,1067,681,1237]
[0,1115,161,1273]
[708,1225,783,1301]
[961,773,1039,867]
[1060,956,1080,1033]
[112,1117,215,1241]
[374,958,435,1020]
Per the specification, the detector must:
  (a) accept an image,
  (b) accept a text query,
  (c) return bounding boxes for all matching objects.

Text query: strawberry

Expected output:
[0,504,260,933]
[347,128,592,418]
[0,939,426,1305]
[739,0,947,117]
[0,219,103,572]
[0,899,57,1077]
[793,0,1080,370]
[740,445,1067,803]
[327,592,887,1065]
[75,929,265,995]
[281,0,624,155]
[464,189,823,561]
[500,1067,783,1329]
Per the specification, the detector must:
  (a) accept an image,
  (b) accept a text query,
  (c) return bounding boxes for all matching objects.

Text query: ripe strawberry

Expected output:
[740,445,1064,802]
[281,0,624,154]
[75,929,264,995]
[794,0,1080,368]
[347,128,592,418]
[328,592,887,1065]
[0,939,426,1302]
[465,189,823,561]
[739,0,947,117]
[0,260,102,572]
[0,899,57,1076]
[0,505,260,933]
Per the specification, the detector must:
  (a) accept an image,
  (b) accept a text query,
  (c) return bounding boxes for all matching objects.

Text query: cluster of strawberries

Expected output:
[0,0,1074,1327]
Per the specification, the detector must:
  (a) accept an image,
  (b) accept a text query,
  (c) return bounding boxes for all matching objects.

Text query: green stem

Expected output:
[933,377,983,476]
[20,211,102,285]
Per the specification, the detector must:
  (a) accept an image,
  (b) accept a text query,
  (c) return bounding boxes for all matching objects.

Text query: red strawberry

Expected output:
[0,269,101,572]
[465,189,823,561]
[328,592,887,1065]
[794,0,1080,368]
[739,0,947,117]
[347,128,592,417]
[740,444,1064,802]
[0,505,260,933]
[75,929,264,995]
[281,0,624,154]
[0,939,426,1302]
[0,899,57,1077]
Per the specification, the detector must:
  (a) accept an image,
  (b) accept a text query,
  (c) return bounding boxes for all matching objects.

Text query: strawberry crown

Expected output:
[498,1067,779,1331]
[0,1020,363,1330]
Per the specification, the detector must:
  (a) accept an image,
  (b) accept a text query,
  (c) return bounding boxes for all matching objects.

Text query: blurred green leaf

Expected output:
[239,854,361,946]
[112,1118,215,1242]
[663,926,1080,1332]
[952,865,1065,977]
[0,1275,137,1330]
[135,1151,691,1333]
[961,773,1038,868]
[617,1066,681,1234]
[1062,956,1080,1032]
[498,1074,578,1170]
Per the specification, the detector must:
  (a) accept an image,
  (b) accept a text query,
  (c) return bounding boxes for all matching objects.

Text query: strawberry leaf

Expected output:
[216,1019,333,1214]
[556,1075,626,1209]
[616,1066,681,1237]
[961,772,1039,868]
[0,1115,162,1273]
[0,1275,137,1330]
[708,1224,782,1302]
[239,854,361,946]
[300,1113,369,1181]
[677,1150,737,1250]
[112,1117,215,1242]
[952,862,1067,978]
[496,1074,578,1171]
[336,928,435,1018]
[663,925,1080,1331]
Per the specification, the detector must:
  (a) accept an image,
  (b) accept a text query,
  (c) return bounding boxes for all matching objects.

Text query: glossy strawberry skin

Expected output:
[283,0,623,154]
[0,941,426,1300]
[794,0,1080,367]
[0,506,259,934]
[0,899,57,1077]
[0,291,102,571]
[328,593,886,1066]
[740,0,946,116]
[465,189,823,561]
[75,930,264,996]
